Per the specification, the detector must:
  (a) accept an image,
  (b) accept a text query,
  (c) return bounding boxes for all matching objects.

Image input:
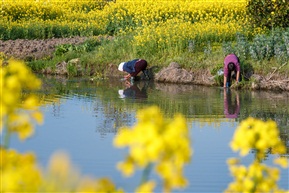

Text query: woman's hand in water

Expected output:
[124,74,131,79]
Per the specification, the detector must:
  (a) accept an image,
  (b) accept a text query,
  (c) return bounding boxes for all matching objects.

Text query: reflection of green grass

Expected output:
[36,76,289,154]
[38,76,289,125]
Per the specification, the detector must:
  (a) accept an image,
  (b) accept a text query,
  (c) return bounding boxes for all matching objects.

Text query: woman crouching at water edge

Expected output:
[223,54,241,88]
[118,59,148,81]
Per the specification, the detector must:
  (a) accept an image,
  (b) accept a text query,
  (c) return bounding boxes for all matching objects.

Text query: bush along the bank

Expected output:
[54,38,101,56]
[222,29,289,67]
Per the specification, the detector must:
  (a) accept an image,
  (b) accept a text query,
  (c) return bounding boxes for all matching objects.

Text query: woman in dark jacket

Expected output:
[118,59,148,80]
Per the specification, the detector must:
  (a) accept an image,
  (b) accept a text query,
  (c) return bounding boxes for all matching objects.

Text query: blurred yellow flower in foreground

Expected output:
[135,181,156,193]
[226,117,288,193]
[1,60,123,193]
[1,59,43,144]
[77,177,124,193]
[114,106,192,193]
[0,148,42,192]
[230,117,286,159]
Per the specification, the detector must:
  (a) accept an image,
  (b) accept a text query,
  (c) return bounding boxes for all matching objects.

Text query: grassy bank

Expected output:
[27,29,289,79]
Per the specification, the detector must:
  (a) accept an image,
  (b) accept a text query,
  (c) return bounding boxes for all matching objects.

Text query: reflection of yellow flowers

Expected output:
[114,106,192,193]
[226,117,288,193]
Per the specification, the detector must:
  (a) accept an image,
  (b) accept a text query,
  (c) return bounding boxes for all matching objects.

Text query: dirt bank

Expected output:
[0,37,88,60]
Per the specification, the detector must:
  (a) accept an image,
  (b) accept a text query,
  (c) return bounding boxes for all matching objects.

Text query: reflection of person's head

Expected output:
[118,89,125,98]
[119,84,147,99]
[228,62,235,71]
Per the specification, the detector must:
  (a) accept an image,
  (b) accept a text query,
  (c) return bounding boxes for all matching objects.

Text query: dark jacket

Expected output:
[123,59,139,74]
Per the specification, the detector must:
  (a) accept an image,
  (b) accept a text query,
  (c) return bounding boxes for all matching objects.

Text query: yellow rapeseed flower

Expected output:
[135,181,156,193]
[1,148,42,192]
[1,59,43,143]
[274,157,288,168]
[226,117,288,193]
[47,151,73,179]
[114,106,192,193]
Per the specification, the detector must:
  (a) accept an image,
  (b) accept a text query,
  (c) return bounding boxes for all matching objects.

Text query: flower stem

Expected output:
[140,162,153,185]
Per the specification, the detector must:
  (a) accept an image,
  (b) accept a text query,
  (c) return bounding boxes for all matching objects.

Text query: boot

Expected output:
[143,69,150,80]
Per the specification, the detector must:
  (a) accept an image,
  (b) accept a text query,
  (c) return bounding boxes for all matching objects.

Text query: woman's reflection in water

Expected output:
[118,81,148,100]
[224,88,240,119]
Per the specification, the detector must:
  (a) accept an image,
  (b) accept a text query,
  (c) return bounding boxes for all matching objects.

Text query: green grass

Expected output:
[24,27,289,83]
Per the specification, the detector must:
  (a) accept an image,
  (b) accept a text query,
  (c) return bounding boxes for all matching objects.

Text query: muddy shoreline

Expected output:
[1,38,289,91]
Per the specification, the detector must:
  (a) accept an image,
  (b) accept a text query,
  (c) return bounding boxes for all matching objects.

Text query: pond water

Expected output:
[10,75,289,192]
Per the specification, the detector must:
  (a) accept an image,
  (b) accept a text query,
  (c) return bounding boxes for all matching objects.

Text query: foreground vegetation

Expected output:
[1,0,288,78]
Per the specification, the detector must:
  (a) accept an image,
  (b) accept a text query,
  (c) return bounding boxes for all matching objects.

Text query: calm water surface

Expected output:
[10,76,289,192]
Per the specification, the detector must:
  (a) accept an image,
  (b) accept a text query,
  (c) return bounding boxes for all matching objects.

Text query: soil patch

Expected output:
[0,37,88,60]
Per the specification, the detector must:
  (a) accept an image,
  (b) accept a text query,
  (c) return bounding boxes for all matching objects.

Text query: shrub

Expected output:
[246,0,289,29]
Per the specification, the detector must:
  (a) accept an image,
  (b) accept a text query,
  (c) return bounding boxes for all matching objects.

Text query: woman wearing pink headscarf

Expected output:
[223,54,241,87]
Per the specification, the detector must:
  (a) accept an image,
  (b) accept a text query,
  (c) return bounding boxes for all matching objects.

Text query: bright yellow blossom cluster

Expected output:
[1,0,107,20]
[226,160,288,193]
[230,117,287,159]
[114,106,192,193]
[132,18,246,53]
[0,0,109,38]
[1,0,257,42]
[1,148,42,192]
[226,117,288,193]
[1,59,43,144]
[104,0,253,51]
